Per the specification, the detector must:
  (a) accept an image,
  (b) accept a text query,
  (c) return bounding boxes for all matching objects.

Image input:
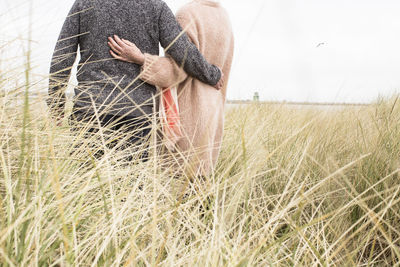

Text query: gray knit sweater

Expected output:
[49,0,221,118]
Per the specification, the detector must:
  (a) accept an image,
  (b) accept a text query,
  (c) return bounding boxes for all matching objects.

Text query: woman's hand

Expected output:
[215,70,224,90]
[108,35,145,65]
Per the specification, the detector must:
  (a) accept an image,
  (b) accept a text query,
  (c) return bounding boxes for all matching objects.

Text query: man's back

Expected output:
[75,0,162,116]
[49,0,221,118]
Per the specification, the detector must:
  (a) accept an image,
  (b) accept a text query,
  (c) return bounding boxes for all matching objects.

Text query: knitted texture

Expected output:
[139,0,234,175]
[48,0,221,118]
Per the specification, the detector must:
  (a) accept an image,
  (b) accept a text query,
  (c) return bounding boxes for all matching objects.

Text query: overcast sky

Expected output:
[2,0,400,103]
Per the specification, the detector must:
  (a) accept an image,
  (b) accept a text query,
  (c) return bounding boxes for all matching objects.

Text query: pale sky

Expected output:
[1,0,400,103]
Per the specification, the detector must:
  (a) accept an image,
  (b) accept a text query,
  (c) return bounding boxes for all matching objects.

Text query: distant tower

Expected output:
[253,92,260,102]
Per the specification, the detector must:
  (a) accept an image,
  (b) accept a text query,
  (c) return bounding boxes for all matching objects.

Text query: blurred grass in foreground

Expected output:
[2,1,400,264]
[0,73,400,266]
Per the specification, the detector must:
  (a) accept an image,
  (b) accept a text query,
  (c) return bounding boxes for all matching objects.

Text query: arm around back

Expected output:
[158,2,221,86]
[140,54,188,88]
[141,12,204,88]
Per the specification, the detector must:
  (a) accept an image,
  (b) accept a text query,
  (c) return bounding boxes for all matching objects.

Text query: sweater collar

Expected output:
[194,0,221,7]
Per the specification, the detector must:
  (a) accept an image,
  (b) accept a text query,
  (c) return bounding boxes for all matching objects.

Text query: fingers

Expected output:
[215,71,224,90]
[218,77,224,90]
[217,80,224,90]
[108,42,120,55]
[114,35,128,48]
[108,36,122,53]
[122,39,136,47]
[110,50,126,62]
[215,81,221,90]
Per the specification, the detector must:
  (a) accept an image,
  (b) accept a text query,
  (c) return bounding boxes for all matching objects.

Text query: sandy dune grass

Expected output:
[0,83,400,266]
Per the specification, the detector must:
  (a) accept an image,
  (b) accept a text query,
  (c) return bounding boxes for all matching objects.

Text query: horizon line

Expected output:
[227,100,371,106]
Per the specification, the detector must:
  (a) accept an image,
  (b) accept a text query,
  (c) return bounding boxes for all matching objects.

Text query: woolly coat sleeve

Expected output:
[157,3,220,86]
[140,13,198,89]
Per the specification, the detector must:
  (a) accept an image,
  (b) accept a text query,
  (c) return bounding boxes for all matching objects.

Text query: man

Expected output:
[48,0,223,158]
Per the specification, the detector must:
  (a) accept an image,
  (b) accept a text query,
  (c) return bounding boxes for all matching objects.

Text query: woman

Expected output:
[109,0,234,176]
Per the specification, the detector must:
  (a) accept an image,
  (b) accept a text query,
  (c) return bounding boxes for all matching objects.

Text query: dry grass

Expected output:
[0,76,400,266]
[1,4,400,264]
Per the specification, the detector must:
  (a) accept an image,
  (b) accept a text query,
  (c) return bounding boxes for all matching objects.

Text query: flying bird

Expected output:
[316,42,326,48]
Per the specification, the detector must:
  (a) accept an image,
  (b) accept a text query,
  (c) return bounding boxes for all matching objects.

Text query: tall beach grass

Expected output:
[0,66,400,265]
[1,3,400,265]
